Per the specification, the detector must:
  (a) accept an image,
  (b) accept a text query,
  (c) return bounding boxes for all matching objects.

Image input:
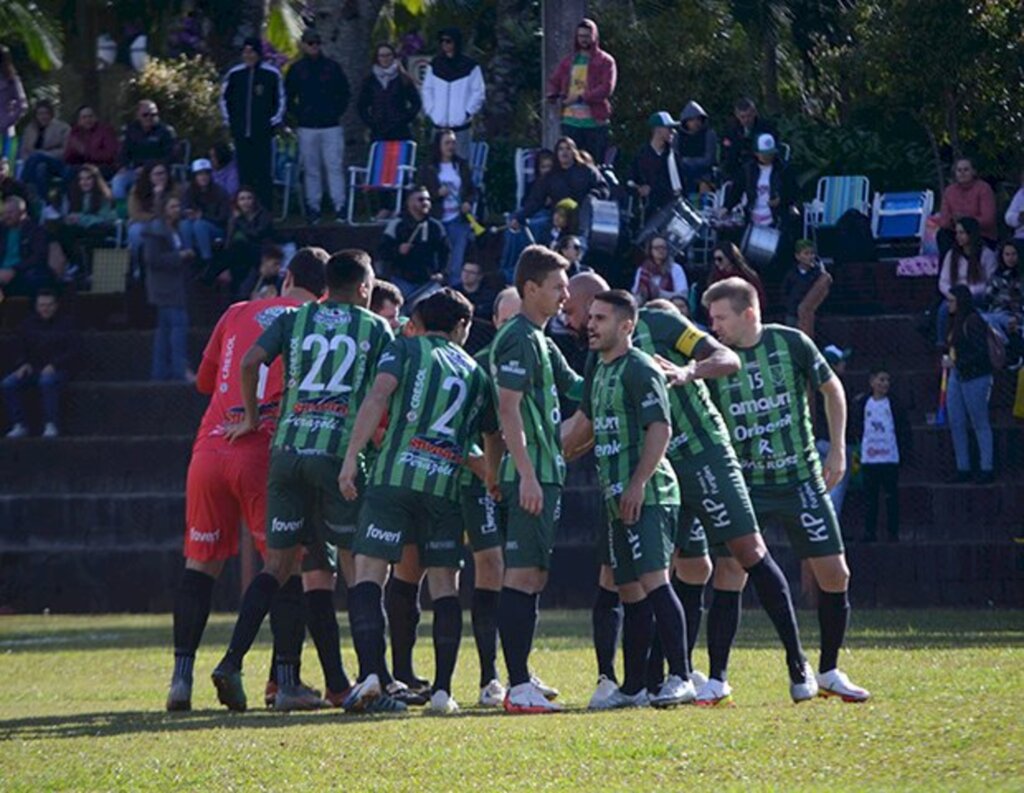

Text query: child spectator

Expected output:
[247,243,285,300]
[547,198,578,249]
[210,141,239,198]
[632,234,687,306]
[781,238,831,337]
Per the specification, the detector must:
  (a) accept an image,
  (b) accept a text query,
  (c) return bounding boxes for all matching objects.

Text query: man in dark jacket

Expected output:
[720,97,777,184]
[220,38,285,211]
[112,99,177,200]
[285,28,351,223]
[676,100,718,191]
[629,111,682,224]
[0,195,50,298]
[377,186,450,298]
[421,27,486,160]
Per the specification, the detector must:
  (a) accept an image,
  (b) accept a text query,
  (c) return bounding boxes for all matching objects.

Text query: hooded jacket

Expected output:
[421,28,486,130]
[546,19,617,125]
[220,58,285,140]
[675,100,718,180]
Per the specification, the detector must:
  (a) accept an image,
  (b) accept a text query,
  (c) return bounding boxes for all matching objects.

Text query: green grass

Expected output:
[1,610,1022,791]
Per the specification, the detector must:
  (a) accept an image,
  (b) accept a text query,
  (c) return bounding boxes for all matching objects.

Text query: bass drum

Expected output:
[580,196,622,257]
[635,197,707,257]
[741,224,781,269]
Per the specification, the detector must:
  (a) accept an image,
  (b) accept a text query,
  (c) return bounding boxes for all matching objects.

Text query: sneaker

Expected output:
[306,212,321,226]
[397,676,432,697]
[42,422,58,438]
[503,682,564,714]
[592,686,649,710]
[790,662,820,703]
[530,674,559,701]
[365,693,409,713]
[211,665,247,712]
[478,679,507,708]
[324,687,353,708]
[342,673,382,713]
[165,677,192,712]
[386,680,429,707]
[587,675,620,710]
[274,683,327,712]
[427,690,460,715]
[334,212,347,225]
[5,423,28,439]
[817,669,870,703]
[649,674,696,708]
[264,679,323,708]
[690,669,709,690]
[695,677,734,708]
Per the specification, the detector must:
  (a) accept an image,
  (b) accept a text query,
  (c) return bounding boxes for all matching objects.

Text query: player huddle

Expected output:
[166,243,869,716]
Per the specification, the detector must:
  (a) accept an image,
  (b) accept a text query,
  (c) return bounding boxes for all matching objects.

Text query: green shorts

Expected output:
[498,480,562,570]
[675,510,710,559]
[672,449,761,557]
[266,450,360,552]
[461,482,503,553]
[607,505,677,586]
[354,485,464,569]
[748,479,845,559]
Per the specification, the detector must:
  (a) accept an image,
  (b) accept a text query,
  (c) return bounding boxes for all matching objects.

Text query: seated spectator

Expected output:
[628,111,682,224]
[943,284,994,484]
[3,289,76,438]
[553,234,592,278]
[415,128,476,285]
[210,141,239,198]
[455,259,496,323]
[18,100,71,201]
[720,97,777,184]
[63,105,119,178]
[676,100,717,192]
[935,157,997,262]
[1003,167,1024,241]
[0,195,50,298]
[220,186,274,296]
[547,198,578,249]
[112,99,177,201]
[984,239,1022,340]
[377,186,449,298]
[706,241,767,311]
[356,42,422,143]
[527,149,556,206]
[498,148,557,282]
[248,243,285,300]
[180,158,230,270]
[781,239,832,338]
[143,195,195,381]
[127,161,176,275]
[632,235,687,306]
[48,164,116,280]
[0,156,28,204]
[936,217,997,346]
[370,279,404,331]
[0,46,28,161]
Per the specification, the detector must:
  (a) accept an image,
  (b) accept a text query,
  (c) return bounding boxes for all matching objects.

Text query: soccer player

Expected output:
[209,249,394,712]
[166,247,329,712]
[563,289,696,708]
[338,288,497,714]
[701,277,870,702]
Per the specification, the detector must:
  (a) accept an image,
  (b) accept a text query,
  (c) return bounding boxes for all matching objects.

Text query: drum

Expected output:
[580,196,622,256]
[742,224,781,269]
[636,197,707,257]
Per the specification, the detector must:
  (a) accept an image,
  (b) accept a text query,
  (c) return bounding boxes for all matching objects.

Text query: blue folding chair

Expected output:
[871,190,935,244]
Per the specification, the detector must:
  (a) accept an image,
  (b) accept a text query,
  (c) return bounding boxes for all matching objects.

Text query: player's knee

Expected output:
[185,557,225,579]
[727,533,766,569]
[638,568,670,595]
[812,555,850,592]
[426,568,459,599]
[617,581,645,604]
[393,544,424,584]
[713,557,748,591]
[262,549,298,583]
[674,555,712,585]
[301,569,335,592]
[473,549,503,590]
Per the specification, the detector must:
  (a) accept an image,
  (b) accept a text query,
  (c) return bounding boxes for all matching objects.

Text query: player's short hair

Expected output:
[593,289,638,324]
[326,249,373,293]
[287,246,328,297]
[413,287,473,333]
[644,298,679,314]
[370,280,404,312]
[514,245,568,297]
[702,276,759,314]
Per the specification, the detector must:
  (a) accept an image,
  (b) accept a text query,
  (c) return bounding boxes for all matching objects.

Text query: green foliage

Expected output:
[266,1,305,60]
[0,0,63,71]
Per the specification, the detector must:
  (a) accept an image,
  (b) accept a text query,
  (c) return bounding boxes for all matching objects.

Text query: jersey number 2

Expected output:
[430,376,468,436]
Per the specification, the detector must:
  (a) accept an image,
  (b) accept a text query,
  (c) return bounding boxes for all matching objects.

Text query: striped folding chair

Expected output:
[347,140,418,223]
[514,147,539,209]
[803,175,871,241]
[469,141,489,213]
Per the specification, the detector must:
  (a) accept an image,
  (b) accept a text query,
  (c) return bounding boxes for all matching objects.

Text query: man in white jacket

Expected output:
[421,28,485,160]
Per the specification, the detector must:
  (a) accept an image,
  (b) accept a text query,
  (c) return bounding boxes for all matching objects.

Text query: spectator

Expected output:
[631,234,687,306]
[49,164,116,280]
[421,27,485,160]
[0,195,49,298]
[18,100,70,201]
[816,345,853,517]
[370,279,405,331]
[1003,167,1024,241]
[247,243,285,300]
[455,259,496,323]
[935,157,997,262]
[220,186,274,296]
[547,198,578,249]
[850,367,911,542]
[415,128,476,285]
[0,46,27,161]
[220,38,284,212]
[513,136,607,237]
[984,239,1022,340]
[720,97,777,183]
[112,99,177,201]
[3,289,76,438]
[356,42,422,143]
[180,158,230,270]
[143,195,195,382]
[0,156,28,204]
[706,241,767,312]
[554,234,592,279]
[724,132,797,231]
[781,239,832,338]
[209,141,239,198]
[676,100,718,192]
[546,18,616,164]
[628,111,682,224]
[286,27,350,224]
[63,105,119,178]
[127,161,176,275]
[936,217,997,346]
[943,283,995,484]
[378,185,449,297]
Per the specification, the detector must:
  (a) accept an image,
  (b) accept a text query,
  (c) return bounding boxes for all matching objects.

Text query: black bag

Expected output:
[833,208,877,264]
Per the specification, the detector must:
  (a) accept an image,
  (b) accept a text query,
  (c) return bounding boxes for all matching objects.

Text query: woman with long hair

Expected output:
[222,186,274,296]
[936,217,997,345]
[0,46,27,161]
[50,164,116,278]
[983,239,1022,340]
[127,161,176,274]
[707,241,768,311]
[415,128,476,285]
[356,42,422,143]
[632,235,688,305]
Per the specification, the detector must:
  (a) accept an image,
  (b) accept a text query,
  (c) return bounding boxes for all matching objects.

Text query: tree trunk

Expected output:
[761,27,780,115]
[484,0,523,140]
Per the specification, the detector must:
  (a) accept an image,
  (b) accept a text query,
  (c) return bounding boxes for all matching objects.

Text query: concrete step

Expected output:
[816,314,935,364]
[840,367,1018,417]
[897,423,1024,480]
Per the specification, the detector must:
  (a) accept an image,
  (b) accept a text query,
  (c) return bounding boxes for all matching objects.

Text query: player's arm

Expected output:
[656,322,740,386]
[195,312,229,395]
[482,431,504,501]
[498,387,543,516]
[223,343,271,443]
[621,420,671,526]
[561,410,594,462]
[338,372,399,500]
[819,376,848,490]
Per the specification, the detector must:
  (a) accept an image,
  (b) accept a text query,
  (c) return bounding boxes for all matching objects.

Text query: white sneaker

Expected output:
[42,422,59,438]
[530,674,559,701]
[690,669,708,689]
[593,686,649,710]
[503,681,564,714]
[790,662,820,703]
[427,689,460,714]
[6,423,28,439]
[587,675,619,710]
[695,677,734,708]
[817,669,870,702]
[342,673,382,713]
[649,674,696,708]
[479,679,506,708]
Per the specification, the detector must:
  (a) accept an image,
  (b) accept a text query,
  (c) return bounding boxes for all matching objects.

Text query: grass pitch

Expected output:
[0,609,1021,791]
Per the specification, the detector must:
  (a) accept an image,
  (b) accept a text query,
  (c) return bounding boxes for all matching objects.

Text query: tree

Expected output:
[0,0,63,71]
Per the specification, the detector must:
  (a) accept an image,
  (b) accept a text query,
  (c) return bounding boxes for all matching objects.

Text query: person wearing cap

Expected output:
[675,100,718,192]
[420,28,485,161]
[628,111,683,224]
[285,28,351,224]
[219,38,285,212]
[724,132,797,229]
[782,239,832,337]
[180,158,231,268]
[720,97,777,184]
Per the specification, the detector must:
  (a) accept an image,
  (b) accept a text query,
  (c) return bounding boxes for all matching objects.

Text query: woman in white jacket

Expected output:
[420,28,485,160]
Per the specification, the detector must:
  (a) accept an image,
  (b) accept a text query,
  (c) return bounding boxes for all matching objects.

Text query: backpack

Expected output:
[833,209,877,264]
[986,323,1006,371]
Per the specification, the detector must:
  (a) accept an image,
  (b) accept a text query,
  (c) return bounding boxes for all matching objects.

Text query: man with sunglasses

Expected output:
[377,186,450,299]
[421,28,485,160]
[112,100,177,201]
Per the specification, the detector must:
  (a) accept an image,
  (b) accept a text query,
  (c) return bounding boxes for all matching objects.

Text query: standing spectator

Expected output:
[706,241,767,312]
[781,239,832,338]
[984,240,1023,340]
[377,186,449,297]
[127,162,176,275]
[415,128,475,285]
[144,195,195,382]
[935,217,997,346]
[180,158,230,271]
[850,367,911,542]
[112,100,177,201]
[356,42,422,143]
[0,46,27,161]
[220,38,285,212]
[286,27,350,224]
[935,157,997,263]
[0,195,49,298]
[1003,167,1024,241]
[631,235,687,306]
[943,284,995,484]
[546,18,617,164]
[210,141,239,198]
[220,186,274,296]
[18,100,70,201]
[63,105,119,179]
[628,111,682,224]
[816,345,853,517]
[3,289,76,438]
[676,100,718,192]
[455,259,496,323]
[49,164,116,279]
[720,97,777,184]
[420,28,485,160]
[0,156,28,204]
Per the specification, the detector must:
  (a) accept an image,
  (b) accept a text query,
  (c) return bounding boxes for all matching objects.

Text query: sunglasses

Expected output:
[440,37,454,44]
[141,111,157,118]
[713,255,727,262]
[564,243,582,250]
[306,40,321,46]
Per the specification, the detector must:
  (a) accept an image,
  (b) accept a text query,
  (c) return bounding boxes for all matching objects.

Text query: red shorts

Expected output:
[184,441,269,562]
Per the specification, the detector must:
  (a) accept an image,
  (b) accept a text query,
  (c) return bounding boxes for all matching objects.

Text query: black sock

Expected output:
[305,589,350,693]
[276,661,298,688]
[645,633,665,692]
[431,596,462,695]
[818,590,850,674]
[270,576,305,681]
[172,568,215,681]
[386,577,421,684]
[592,586,622,683]
[498,587,538,688]
[646,584,689,680]
[707,589,742,682]
[220,572,279,672]
[621,599,654,695]
[674,578,705,672]
[471,588,500,687]
[744,555,807,683]
[348,581,388,681]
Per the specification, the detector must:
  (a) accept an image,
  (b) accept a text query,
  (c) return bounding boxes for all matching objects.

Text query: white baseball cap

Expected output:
[191,158,213,173]
[756,133,777,154]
